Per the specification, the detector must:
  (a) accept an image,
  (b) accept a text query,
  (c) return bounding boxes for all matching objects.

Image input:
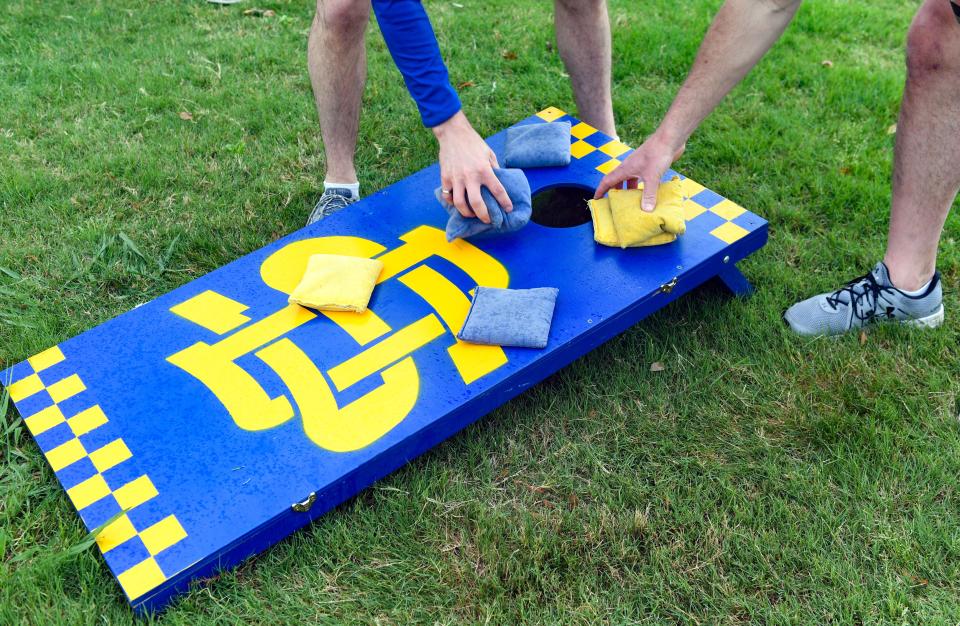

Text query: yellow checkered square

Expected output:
[89,439,132,473]
[599,140,630,158]
[140,515,187,556]
[596,159,621,175]
[97,514,138,553]
[117,557,166,600]
[28,346,66,372]
[114,475,159,511]
[68,405,108,436]
[681,178,706,199]
[710,221,750,244]
[47,438,87,471]
[682,202,708,221]
[570,122,596,139]
[68,474,111,509]
[24,404,66,436]
[710,199,747,221]
[47,374,85,403]
[570,140,596,159]
[7,373,44,402]
[535,107,566,122]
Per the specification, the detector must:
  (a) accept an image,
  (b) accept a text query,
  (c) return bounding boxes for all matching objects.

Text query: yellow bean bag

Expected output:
[288,254,384,313]
[588,177,686,248]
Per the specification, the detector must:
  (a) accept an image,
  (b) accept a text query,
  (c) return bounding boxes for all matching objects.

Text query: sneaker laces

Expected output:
[309,190,353,223]
[317,192,351,215]
[825,271,899,323]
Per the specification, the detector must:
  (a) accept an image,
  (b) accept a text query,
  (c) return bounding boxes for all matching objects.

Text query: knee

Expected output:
[319,0,369,38]
[905,1,957,80]
[555,0,606,17]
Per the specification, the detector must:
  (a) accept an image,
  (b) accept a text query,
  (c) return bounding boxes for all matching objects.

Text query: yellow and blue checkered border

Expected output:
[535,107,753,246]
[7,346,187,603]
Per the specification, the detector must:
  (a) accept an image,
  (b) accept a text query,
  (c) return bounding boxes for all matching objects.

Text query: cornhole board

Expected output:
[1,108,767,613]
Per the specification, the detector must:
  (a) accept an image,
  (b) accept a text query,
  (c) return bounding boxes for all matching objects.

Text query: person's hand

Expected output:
[594,133,686,211]
[433,111,512,223]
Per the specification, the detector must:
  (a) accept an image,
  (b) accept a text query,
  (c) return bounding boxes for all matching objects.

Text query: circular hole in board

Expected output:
[530,185,594,228]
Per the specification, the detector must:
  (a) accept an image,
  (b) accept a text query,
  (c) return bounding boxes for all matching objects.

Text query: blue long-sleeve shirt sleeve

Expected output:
[371,0,462,128]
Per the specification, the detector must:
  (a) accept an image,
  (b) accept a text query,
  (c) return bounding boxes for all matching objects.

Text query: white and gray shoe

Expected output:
[307,188,356,225]
[784,262,944,336]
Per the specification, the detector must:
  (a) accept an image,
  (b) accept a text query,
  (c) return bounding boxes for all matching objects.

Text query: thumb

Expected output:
[641,176,660,212]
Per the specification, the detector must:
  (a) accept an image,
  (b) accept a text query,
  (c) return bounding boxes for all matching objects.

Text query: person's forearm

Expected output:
[655,0,802,149]
[372,0,462,128]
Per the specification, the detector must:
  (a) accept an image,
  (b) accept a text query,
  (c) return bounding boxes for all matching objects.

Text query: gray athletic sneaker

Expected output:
[307,188,356,225]
[784,262,944,336]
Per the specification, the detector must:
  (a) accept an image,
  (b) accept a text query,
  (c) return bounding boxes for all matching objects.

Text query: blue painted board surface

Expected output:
[1,108,767,612]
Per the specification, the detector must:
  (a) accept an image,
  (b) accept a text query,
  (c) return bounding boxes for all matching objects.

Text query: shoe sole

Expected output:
[902,304,944,330]
[782,304,945,336]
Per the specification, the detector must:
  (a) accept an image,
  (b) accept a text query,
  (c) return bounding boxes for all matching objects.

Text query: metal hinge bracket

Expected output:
[658,277,679,294]
[292,492,317,513]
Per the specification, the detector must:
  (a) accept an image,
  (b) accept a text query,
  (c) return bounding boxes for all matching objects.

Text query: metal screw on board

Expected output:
[723,256,730,264]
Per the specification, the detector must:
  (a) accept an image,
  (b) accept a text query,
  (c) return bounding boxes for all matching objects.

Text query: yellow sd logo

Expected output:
[165,226,510,453]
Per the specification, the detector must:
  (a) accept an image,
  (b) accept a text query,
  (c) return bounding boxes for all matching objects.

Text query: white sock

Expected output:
[898,277,932,297]
[324,181,360,200]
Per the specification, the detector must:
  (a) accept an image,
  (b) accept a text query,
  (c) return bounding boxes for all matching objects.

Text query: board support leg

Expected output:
[718,264,754,298]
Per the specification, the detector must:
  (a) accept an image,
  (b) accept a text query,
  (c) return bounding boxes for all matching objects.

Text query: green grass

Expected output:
[2,0,959,622]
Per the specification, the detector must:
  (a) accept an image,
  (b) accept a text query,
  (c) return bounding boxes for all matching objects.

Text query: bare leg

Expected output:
[307,0,371,184]
[883,0,960,291]
[554,0,616,137]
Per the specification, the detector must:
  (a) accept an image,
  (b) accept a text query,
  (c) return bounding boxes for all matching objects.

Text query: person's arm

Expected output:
[595,0,803,208]
[372,0,510,222]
